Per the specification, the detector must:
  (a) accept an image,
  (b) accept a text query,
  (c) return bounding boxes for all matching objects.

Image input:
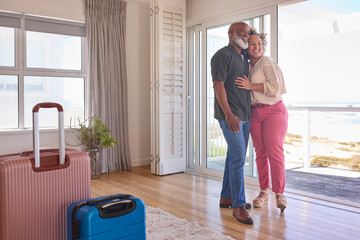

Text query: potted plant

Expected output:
[70,117,117,179]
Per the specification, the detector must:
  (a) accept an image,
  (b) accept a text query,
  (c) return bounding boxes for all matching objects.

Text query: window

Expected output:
[0,11,86,130]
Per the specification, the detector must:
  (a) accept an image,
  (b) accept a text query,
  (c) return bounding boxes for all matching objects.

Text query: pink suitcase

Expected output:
[0,102,91,240]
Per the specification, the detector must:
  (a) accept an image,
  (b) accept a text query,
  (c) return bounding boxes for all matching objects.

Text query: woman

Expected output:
[236,29,288,212]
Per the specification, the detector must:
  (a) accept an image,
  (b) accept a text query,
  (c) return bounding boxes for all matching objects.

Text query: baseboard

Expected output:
[131,157,151,167]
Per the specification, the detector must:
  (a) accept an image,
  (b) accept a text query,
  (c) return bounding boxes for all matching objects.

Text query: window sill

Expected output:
[0,127,75,136]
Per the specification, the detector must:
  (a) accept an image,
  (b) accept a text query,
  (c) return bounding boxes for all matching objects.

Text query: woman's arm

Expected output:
[235,75,264,93]
[262,61,283,97]
[236,57,283,97]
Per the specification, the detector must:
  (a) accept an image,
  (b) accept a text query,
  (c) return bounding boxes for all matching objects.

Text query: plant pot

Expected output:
[85,149,100,179]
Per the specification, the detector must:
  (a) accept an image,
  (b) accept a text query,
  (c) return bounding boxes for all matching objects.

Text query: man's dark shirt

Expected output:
[211,44,251,121]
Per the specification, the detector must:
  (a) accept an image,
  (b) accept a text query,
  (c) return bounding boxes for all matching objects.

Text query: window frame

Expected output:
[0,11,87,130]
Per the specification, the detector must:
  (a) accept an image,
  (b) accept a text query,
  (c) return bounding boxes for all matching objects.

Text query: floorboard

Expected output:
[91,166,360,240]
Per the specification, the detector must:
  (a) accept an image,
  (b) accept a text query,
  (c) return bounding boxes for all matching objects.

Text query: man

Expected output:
[211,22,253,225]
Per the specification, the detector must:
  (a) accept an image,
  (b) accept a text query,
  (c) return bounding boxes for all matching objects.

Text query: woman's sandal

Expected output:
[253,189,269,208]
[276,193,287,212]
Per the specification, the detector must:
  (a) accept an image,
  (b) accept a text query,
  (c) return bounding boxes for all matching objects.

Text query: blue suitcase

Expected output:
[67,194,146,240]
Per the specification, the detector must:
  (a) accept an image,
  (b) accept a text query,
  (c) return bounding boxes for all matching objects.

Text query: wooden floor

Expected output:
[91,166,360,240]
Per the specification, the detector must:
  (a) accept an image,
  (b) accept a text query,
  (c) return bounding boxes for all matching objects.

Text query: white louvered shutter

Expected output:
[150,0,186,175]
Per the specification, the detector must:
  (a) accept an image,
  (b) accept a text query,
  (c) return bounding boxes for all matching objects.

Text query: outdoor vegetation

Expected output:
[284,133,360,171]
[311,155,360,171]
[207,123,227,158]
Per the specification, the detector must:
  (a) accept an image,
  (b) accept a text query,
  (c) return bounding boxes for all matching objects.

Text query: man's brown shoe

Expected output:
[233,206,254,225]
[219,198,252,209]
[219,198,232,208]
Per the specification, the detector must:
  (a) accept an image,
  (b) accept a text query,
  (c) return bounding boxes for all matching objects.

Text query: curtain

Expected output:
[85,0,131,171]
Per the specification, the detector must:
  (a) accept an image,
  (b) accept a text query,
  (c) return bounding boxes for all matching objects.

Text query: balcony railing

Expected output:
[286,105,360,170]
[207,104,360,172]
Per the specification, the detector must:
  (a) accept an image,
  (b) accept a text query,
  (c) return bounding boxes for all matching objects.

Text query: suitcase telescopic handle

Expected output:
[32,102,65,168]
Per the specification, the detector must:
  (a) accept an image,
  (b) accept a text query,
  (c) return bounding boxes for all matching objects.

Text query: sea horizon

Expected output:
[285,102,360,107]
[287,107,360,142]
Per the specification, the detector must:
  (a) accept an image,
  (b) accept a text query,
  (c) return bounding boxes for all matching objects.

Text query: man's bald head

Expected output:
[228,22,249,34]
[228,22,250,50]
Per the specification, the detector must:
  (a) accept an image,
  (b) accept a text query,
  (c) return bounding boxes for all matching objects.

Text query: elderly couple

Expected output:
[211,22,288,225]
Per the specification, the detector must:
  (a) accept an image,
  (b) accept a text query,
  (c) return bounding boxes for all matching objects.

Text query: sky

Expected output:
[309,0,360,14]
[278,0,360,105]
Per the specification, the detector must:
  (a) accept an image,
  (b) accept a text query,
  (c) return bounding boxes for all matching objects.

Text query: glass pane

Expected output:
[250,15,271,56]
[24,76,84,128]
[26,31,81,70]
[192,31,195,165]
[189,29,203,168]
[198,30,202,167]
[206,24,253,175]
[264,14,271,56]
[206,24,229,172]
[279,2,360,105]
[252,17,260,33]
[0,75,18,129]
[279,0,360,204]
[0,27,15,67]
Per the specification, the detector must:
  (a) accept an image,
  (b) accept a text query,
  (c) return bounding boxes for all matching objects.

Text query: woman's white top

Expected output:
[249,56,286,105]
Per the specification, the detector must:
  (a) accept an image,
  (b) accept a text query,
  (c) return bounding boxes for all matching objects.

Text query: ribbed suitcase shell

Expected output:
[0,149,91,240]
[67,194,146,240]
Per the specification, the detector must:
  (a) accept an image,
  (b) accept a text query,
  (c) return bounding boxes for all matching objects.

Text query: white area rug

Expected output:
[146,206,234,240]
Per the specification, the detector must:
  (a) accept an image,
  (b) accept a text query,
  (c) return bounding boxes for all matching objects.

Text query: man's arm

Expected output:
[213,80,242,133]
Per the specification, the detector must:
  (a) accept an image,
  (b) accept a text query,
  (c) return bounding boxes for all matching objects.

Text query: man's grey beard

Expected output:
[234,35,248,49]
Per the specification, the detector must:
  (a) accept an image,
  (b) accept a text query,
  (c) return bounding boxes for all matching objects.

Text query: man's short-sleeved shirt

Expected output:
[211,44,251,121]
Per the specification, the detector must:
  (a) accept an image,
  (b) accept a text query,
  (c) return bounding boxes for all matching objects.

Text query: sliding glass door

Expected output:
[187,7,277,178]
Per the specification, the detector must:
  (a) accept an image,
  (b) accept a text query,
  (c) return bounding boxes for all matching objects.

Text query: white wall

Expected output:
[186,0,295,26]
[126,1,151,166]
[0,0,151,167]
[0,0,85,22]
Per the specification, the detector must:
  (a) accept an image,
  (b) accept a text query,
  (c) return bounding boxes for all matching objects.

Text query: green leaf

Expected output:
[72,117,117,150]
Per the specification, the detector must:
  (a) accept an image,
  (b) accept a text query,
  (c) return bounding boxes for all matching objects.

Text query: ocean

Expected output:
[286,103,360,142]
